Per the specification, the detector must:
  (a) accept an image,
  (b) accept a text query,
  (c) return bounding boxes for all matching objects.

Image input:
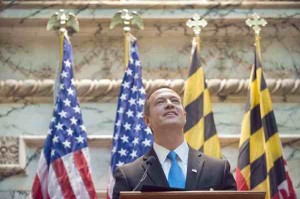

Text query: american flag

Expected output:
[31,34,97,199]
[107,36,154,198]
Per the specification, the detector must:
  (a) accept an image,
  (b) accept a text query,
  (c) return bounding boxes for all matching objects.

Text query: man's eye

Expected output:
[156,100,164,105]
[172,99,180,103]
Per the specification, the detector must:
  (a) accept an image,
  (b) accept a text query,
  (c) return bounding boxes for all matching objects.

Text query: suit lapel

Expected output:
[185,147,205,190]
[142,148,169,187]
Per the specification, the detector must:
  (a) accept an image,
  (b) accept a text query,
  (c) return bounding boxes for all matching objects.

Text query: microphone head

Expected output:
[146,156,156,166]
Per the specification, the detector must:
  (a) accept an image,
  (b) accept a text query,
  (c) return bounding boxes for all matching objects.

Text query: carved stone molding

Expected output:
[0,79,299,103]
[0,137,19,164]
[0,135,111,176]
[2,1,299,38]
[3,1,300,9]
[0,137,26,176]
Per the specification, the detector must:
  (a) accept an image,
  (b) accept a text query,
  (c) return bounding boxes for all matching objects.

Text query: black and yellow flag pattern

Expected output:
[183,39,221,158]
[236,38,296,199]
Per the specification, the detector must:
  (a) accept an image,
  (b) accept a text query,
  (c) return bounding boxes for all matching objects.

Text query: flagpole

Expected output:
[124,31,130,69]
[237,14,296,199]
[46,9,80,65]
[108,10,150,199]
[186,13,207,53]
[110,9,144,69]
[245,13,267,62]
[47,9,79,101]
[195,35,201,53]
[32,10,97,199]
[185,14,221,158]
[255,35,262,61]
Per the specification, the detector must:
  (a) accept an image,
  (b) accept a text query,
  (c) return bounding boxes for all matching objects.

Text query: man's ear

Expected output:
[144,115,151,127]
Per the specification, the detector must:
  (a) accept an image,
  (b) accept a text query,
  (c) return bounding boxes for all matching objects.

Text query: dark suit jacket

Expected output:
[113,147,236,199]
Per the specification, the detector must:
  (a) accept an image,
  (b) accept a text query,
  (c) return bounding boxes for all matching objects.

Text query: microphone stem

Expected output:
[133,164,151,191]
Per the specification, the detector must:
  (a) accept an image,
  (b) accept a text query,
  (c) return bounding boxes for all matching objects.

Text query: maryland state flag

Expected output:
[236,38,296,199]
[183,38,221,158]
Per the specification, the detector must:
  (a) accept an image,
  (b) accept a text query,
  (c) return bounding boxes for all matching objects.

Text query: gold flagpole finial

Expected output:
[47,9,79,35]
[186,13,207,52]
[110,9,142,68]
[110,9,144,32]
[186,13,207,36]
[47,10,79,101]
[245,13,267,36]
[246,13,267,59]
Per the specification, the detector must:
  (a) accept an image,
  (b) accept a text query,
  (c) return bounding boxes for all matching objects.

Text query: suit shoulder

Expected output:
[189,147,226,165]
[201,153,226,164]
[115,155,145,174]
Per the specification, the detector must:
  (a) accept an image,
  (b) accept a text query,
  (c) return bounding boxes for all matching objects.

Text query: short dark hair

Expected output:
[143,85,173,116]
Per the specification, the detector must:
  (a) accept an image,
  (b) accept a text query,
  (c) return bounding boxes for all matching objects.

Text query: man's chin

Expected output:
[160,121,184,128]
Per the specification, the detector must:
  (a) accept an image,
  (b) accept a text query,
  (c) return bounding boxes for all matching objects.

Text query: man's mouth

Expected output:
[163,111,178,116]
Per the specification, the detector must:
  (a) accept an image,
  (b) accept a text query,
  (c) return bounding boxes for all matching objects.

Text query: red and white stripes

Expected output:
[106,167,115,199]
[31,148,97,199]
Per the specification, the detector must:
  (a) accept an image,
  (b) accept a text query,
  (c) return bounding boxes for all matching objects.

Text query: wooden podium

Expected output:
[120,191,265,199]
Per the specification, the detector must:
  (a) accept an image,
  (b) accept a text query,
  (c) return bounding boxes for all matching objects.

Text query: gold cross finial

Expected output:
[186,13,207,35]
[246,13,267,36]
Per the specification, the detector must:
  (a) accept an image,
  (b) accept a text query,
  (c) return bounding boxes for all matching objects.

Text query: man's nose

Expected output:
[165,99,174,109]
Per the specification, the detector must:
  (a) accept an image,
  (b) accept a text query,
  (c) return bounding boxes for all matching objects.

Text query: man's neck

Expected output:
[154,130,184,150]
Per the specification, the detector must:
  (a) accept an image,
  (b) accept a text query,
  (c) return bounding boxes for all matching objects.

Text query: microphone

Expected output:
[132,156,156,191]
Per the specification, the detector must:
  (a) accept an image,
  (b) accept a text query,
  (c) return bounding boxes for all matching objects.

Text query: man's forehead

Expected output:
[149,88,180,100]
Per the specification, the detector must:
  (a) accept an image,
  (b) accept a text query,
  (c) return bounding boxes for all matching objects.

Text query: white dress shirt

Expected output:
[153,140,189,180]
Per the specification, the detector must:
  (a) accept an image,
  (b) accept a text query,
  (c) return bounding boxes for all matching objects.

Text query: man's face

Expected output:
[144,88,186,132]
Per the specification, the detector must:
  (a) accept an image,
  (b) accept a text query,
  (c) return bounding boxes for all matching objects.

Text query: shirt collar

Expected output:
[174,141,189,163]
[153,140,189,164]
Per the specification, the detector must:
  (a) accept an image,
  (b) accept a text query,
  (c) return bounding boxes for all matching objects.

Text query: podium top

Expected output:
[120,191,265,199]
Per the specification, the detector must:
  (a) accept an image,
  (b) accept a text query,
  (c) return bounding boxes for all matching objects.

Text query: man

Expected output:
[113,86,236,198]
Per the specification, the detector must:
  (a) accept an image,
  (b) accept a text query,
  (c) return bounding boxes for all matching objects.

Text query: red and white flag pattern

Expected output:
[31,34,97,199]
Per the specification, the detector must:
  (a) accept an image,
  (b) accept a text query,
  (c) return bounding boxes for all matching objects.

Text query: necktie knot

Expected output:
[167,151,177,162]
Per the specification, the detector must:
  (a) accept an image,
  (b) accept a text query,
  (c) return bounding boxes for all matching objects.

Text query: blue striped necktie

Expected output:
[167,151,186,189]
